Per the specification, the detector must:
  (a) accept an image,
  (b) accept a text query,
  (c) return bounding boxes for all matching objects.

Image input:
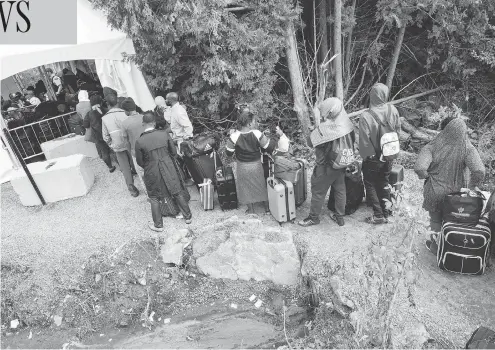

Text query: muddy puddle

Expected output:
[3,300,294,349]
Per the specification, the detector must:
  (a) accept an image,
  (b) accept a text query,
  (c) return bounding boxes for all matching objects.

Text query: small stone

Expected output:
[149,311,155,322]
[164,273,171,278]
[255,299,263,308]
[137,277,146,286]
[109,339,112,342]
[95,274,101,283]
[99,333,104,337]
[28,330,32,339]
[230,303,238,309]
[53,316,62,327]
[164,318,170,324]
[249,295,257,302]
[10,319,19,329]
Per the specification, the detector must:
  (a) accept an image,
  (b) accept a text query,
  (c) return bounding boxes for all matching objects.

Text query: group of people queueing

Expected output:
[81,82,487,242]
[80,87,194,231]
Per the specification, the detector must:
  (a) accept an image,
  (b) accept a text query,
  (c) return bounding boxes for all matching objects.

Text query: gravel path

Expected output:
[1,158,494,348]
[1,158,249,291]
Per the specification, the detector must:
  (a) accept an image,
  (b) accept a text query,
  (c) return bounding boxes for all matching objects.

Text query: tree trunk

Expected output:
[333,0,344,100]
[343,0,356,98]
[285,20,311,139]
[386,25,406,92]
[318,0,329,64]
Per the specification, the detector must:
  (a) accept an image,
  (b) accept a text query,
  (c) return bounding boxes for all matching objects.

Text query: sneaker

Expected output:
[109,166,116,173]
[330,214,345,227]
[175,214,184,219]
[148,223,164,232]
[185,219,192,224]
[298,217,320,227]
[365,215,388,225]
[128,184,139,197]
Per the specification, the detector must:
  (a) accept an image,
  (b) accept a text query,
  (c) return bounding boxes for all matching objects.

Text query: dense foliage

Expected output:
[90,0,298,129]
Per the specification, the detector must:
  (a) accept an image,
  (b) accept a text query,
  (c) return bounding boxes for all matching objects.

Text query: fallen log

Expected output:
[347,86,452,119]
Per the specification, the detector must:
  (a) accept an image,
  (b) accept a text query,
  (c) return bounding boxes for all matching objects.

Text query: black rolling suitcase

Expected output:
[214,151,238,210]
[216,166,238,210]
[437,217,492,275]
[184,151,223,190]
[328,161,365,215]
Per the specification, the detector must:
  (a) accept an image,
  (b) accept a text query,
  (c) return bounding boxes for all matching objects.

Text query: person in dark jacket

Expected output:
[359,83,401,225]
[298,97,355,227]
[135,112,192,231]
[83,94,115,172]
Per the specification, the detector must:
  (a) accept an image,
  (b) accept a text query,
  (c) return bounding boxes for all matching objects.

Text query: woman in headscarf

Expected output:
[67,90,89,135]
[414,117,485,252]
[298,97,355,227]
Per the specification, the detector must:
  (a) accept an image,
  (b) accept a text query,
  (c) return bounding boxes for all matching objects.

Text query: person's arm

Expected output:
[465,146,485,189]
[225,135,235,157]
[358,114,372,159]
[414,144,432,179]
[306,133,314,148]
[177,107,193,138]
[83,112,90,129]
[168,136,178,157]
[135,140,144,168]
[102,120,111,146]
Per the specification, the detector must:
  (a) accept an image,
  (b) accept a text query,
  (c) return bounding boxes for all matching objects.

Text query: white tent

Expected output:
[0,0,156,183]
[0,0,155,111]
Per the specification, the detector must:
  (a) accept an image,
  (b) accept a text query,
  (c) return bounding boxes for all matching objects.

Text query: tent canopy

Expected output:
[0,0,135,80]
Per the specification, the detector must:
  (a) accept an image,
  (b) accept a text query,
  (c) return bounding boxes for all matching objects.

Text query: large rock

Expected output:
[193,216,300,285]
[161,229,192,265]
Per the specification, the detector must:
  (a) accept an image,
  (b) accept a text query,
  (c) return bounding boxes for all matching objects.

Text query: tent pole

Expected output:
[2,127,46,205]
[38,66,57,101]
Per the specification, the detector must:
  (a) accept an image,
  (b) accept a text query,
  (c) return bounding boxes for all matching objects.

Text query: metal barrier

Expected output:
[7,112,76,161]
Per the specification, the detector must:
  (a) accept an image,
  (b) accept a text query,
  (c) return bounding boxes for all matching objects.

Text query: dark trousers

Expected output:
[149,193,192,228]
[429,210,443,233]
[309,164,346,219]
[95,140,113,168]
[115,150,136,186]
[362,158,392,218]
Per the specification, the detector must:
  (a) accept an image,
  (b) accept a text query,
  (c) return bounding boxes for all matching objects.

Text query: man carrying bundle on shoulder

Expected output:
[298,97,356,227]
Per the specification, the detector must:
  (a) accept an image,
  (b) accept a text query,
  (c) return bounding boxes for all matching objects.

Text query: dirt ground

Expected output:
[1,158,494,348]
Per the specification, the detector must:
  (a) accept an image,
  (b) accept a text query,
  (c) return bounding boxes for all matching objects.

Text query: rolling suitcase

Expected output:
[273,157,308,207]
[389,164,404,194]
[184,151,222,190]
[437,217,492,275]
[328,161,365,215]
[199,178,214,210]
[267,157,296,223]
[293,158,308,207]
[214,152,238,210]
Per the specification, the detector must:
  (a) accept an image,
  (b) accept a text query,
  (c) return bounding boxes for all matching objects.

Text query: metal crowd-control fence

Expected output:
[7,112,76,161]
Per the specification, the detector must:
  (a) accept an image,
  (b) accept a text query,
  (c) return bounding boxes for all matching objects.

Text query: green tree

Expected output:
[90,0,297,124]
